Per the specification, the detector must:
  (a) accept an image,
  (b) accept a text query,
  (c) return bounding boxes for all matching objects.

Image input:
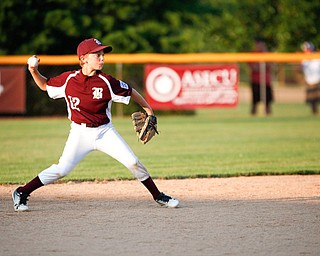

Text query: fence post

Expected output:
[116,63,124,117]
[259,62,267,115]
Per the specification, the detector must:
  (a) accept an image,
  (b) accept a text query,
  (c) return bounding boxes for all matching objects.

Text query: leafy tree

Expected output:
[1,0,320,54]
[276,0,320,51]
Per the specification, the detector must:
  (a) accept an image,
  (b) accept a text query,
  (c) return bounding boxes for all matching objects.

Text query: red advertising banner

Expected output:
[0,67,26,113]
[145,64,239,110]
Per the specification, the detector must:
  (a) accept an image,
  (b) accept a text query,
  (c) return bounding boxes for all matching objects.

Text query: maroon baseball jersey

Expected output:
[46,70,132,126]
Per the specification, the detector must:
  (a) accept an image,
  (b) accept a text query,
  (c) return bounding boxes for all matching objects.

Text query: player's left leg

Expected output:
[96,123,179,207]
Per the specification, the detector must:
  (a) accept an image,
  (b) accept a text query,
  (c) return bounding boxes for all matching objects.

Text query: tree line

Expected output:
[1,0,320,55]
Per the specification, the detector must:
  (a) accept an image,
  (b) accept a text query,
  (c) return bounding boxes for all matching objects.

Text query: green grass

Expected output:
[0,103,319,184]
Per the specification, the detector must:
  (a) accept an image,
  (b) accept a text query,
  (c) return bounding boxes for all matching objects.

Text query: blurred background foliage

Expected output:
[1,0,320,54]
[1,0,320,116]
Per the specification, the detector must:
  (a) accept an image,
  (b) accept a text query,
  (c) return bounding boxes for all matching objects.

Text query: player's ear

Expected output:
[80,55,88,66]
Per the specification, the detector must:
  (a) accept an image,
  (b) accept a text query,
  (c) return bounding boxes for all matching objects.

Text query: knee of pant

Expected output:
[122,156,138,170]
[127,160,150,181]
[39,162,75,185]
[58,162,75,177]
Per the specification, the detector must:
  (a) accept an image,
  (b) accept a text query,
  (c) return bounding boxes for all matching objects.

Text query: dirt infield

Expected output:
[1,176,319,256]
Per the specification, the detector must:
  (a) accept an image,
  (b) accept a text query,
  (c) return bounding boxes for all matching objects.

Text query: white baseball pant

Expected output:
[38,122,150,184]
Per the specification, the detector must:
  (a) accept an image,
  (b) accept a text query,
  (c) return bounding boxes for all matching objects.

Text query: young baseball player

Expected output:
[12,38,179,211]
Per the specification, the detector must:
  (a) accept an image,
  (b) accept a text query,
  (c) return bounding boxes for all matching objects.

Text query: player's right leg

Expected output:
[12,123,93,211]
[12,187,30,211]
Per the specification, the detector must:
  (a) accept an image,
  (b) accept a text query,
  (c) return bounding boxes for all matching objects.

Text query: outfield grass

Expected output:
[0,103,319,184]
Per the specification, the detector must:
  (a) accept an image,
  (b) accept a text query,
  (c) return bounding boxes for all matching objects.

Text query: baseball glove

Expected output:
[131,112,159,144]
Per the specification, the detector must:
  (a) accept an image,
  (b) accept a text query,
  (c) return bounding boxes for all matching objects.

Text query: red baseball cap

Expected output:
[77,38,112,59]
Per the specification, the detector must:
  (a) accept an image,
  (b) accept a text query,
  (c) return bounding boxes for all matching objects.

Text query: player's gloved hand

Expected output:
[131,112,159,144]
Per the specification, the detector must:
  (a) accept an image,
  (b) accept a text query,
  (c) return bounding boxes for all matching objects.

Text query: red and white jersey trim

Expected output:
[45,70,132,126]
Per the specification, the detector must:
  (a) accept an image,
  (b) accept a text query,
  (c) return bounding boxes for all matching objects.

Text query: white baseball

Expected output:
[28,56,39,67]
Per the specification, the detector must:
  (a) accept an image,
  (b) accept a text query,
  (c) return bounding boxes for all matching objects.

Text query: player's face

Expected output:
[87,50,105,70]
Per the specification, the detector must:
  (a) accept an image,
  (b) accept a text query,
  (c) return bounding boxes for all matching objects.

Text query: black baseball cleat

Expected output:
[12,187,30,212]
[155,192,179,208]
